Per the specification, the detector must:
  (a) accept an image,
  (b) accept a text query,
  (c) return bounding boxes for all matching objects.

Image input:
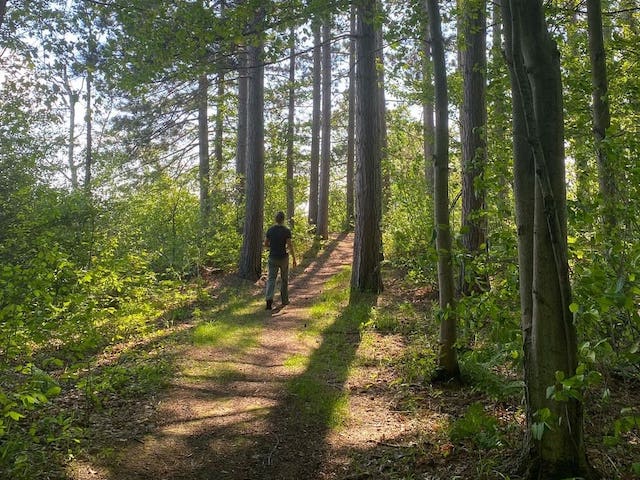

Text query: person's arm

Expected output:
[287,238,297,267]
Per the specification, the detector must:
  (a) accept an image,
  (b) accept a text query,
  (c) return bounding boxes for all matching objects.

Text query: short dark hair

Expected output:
[275,211,285,223]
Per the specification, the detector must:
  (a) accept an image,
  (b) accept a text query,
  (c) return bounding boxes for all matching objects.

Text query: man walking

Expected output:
[264,211,297,310]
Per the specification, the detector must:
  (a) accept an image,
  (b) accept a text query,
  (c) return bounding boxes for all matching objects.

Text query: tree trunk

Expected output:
[587,0,616,233]
[346,4,356,229]
[84,31,94,195]
[236,45,248,209]
[0,0,7,29]
[376,4,389,213]
[198,73,211,232]
[459,0,488,295]
[308,19,321,228]
[501,0,535,465]
[214,72,225,175]
[239,16,265,281]
[421,11,435,193]
[286,27,296,228]
[62,65,79,190]
[505,1,597,477]
[351,0,383,295]
[426,0,459,380]
[317,16,332,239]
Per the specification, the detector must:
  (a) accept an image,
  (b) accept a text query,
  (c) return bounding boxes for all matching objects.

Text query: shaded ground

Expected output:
[67,233,640,480]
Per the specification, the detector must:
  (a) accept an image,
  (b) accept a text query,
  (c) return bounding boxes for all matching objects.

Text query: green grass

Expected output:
[287,266,377,430]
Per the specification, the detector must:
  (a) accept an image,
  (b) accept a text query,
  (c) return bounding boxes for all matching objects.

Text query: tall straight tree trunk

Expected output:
[505,1,596,478]
[84,36,94,194]
[308,20,321,228]
[0,0,7,29]
[214,72,225,175]
[286,27,296,228]
[421,14,435,192]
[501,0,535,465]
[198,73,211,232]
[62,66,79,190]
[239,16,265,281]
[426,0,459,380]
[351,0,383,294]
[346,4,356,228]
[375,4,389,212]
[587,0,616,233]
[236,45,248,207]
[459,0,488,294]
[317,16,332,239]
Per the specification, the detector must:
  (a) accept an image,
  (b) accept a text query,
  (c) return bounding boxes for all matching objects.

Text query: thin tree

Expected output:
[0,0,6,29]
[503,1,597,477]
[317,15,332,239]
[587,0,616,233]
[239,9,265,281]
[351,0,383,294]
[214,72,225,175]
[421,3,435,192]
[308,19,321,228]
[426,0,459,380]
[83,21,95,194]
[286,26,296,228]
[236,44,248,208]
[346,4,356,228]
[61,65,80,190]
[198,73,211,232]
[459,0,488,294]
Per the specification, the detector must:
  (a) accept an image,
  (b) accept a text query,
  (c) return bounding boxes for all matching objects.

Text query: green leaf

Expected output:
[569,302,579,313]
[531,422,546,440]
[5,410,24,421]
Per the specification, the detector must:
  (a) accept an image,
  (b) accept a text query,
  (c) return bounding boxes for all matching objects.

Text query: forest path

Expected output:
[71,232,414,480]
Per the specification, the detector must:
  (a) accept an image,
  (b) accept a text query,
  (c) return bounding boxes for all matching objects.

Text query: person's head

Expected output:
[275,211,285,224]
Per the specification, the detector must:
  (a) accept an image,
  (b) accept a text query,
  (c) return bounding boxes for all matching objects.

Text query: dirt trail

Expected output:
[75,233,398,480]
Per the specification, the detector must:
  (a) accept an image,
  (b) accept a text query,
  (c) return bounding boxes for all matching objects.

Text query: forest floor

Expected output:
[65,233,640,480]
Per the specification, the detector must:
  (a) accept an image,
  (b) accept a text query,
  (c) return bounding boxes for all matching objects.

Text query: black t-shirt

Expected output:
[266,224,291,258]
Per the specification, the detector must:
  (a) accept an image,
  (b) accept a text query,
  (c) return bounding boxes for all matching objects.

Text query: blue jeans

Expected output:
[266,255,290,304]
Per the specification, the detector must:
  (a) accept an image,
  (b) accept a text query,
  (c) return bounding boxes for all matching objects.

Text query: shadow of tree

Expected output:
[64,234,362,480]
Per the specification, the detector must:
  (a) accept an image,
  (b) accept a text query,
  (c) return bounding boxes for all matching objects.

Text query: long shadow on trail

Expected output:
[89,234,367,480]
[256,293,378,479]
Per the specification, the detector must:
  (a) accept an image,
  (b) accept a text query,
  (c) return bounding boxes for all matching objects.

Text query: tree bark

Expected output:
[84,26,95,195]
[308,19,321,228]
[421,8,435,193]
[587,0,616,233]
[317,16,332,239]
[376,3,389,213]
[239,14,265,281]
[286,27,296,228]
[346,4,356,228]
[459,0,488,294]
[62,65,79,190]
[214,72,225,175]
[198,73,211,232]
[426,0,459,380]
[505,1,597,477]
[351,0,383,295]
[236,45,248,209]
[0,0,6,30]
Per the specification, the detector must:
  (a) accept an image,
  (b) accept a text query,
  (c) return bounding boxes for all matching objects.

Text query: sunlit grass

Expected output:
[283,353,308,369]
[287,265,377,430]
[192,317,262,350]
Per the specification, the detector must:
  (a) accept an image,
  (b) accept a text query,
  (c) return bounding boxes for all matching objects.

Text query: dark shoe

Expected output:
[266,299,273,310]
